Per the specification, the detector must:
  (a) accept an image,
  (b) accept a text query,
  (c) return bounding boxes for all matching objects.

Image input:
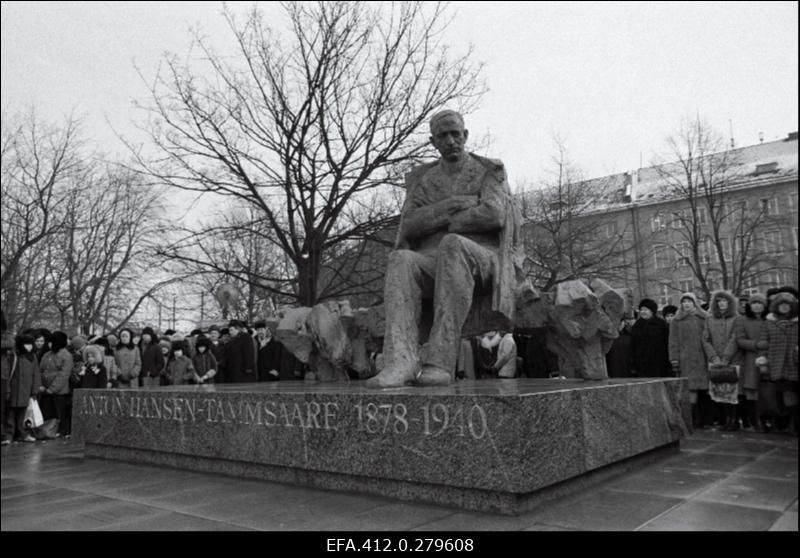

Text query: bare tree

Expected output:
[129,1,485,306]
[1,109,86,326]
[49,165,169,334]
[519,137,635,291]
[651,116,789,300]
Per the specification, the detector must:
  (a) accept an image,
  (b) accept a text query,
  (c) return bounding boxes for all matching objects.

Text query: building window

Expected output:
[678,278,694,294]
[670,210,684,229]
[653,244,672,269]
[658,284,672,308]
[693,206,708,225]
[698,238,711,265]
[741,276,760,297]
[651,214,667,232]
[793,227,798,253]
[760,197,779,216]
[676,241,691,267]
[763,271,783,289]
[716,237,732,263]
[604,221,618,238]
[762,231,783,255]
[790,191,798,211]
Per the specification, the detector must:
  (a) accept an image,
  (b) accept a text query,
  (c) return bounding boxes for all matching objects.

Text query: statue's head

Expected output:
[429,110,468,162]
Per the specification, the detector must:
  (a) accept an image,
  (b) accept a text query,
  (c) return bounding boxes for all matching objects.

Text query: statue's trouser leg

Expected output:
[381,250,435,378]
[425,234,495,374]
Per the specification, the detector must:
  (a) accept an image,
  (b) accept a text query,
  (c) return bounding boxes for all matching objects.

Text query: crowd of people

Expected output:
[1,284,797,443]
[605,286,798,435]
[0,316,303,444]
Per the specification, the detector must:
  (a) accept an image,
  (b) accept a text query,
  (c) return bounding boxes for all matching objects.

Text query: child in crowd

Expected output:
[78,345,108,389]
[165,340,197,385]
[192,337,217,384]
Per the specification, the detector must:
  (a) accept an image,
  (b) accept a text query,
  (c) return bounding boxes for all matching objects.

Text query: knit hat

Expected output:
[638,298,658,314]
[208,324,220,333]
[679,292,699,306]
[254,321,267,330]
[190,329,203,337]
[71,334,88,351]
[748,293,767,306]
[158,338,172,351]
[141,326,157,340]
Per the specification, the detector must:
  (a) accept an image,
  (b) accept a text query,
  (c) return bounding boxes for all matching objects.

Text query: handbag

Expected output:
[708,363,739,384]
[23,397,44,428]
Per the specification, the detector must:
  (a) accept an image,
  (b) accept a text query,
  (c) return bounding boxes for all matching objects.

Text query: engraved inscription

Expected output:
[76,394,489,439]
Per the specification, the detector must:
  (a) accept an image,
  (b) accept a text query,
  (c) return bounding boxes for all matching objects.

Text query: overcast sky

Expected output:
[2,0,798,185]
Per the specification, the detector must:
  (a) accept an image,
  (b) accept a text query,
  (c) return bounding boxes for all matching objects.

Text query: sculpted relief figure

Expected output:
[366,110,523,388]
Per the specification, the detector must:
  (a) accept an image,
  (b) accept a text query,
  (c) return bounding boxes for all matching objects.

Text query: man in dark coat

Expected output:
[254,322,284,382]
[225,320,256,383]
[631,298,672,377]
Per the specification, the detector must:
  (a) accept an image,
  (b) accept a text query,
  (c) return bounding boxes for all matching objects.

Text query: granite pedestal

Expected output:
[73,378,690,514]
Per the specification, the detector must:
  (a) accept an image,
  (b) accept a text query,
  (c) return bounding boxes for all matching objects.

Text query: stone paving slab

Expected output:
[1,430,797,531]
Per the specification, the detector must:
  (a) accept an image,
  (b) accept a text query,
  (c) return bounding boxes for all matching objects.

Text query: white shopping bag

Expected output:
[24,397,44,428]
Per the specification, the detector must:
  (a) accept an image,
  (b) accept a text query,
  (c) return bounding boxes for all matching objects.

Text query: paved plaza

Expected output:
[1,429,797,532]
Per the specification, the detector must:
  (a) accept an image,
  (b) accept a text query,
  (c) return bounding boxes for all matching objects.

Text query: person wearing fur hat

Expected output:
[5,334,41,442]
[631,298,671,377]
[76,345,108,389]
[765,291,799,435]
[733,293,770,431]
[38,331,74,437]
[139,327,165,388]
[702,290,740,430]
[661,305,678,324]
[114,328,141,390]
[165,340,197,385]
[1,311,15,444]
[669,293,710,428]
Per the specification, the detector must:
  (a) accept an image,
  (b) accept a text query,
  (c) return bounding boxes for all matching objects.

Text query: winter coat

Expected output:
[765,293,798,382]
[669,303,709,390]
[140,342,165,379]
[256,338,283,382]
[208,340,226,382]
[191,351,217,383]
[225,332,256,383]
[114,346,141,389]
[80,363,108,389]
[1,331,14,402]
[165,355,196,386]
[631,315,671,377]
[10,353,41,407]
[39,348,74,396]
[605,326,633,378]
[734,314,768,391]
[702,291,739,365]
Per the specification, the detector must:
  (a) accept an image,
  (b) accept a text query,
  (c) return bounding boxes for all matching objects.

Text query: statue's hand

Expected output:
[445,195,478,215]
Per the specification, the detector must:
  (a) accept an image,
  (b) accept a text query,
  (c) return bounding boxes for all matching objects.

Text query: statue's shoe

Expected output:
[364,368,415,389]
[415,366,451,387]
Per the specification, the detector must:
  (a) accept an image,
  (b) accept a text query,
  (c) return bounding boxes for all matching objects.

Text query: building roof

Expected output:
[518,132,798,214]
